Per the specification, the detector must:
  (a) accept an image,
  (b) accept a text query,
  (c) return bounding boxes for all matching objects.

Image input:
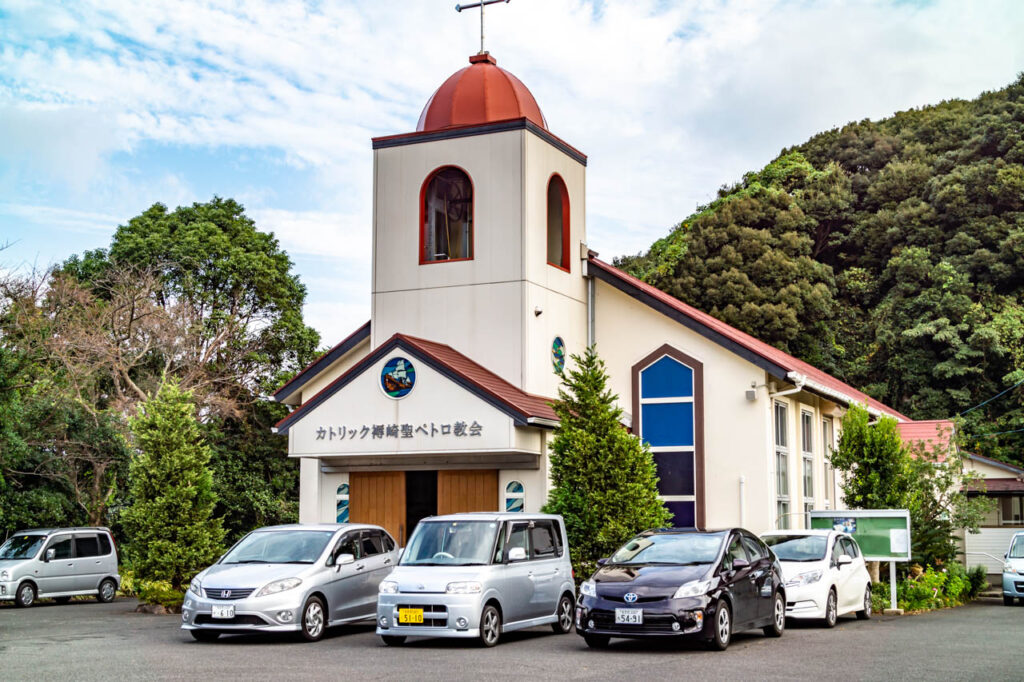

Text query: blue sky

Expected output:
[2,0,1023,345]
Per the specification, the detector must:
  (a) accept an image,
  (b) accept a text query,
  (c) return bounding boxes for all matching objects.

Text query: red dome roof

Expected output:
[416,54,547,132]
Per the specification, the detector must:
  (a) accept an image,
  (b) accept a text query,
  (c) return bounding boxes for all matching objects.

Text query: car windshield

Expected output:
[1010,536,1024,559]
[0,534,45,560]
[401,521,498,566]
[763,535,829,561]
[609,532,726,565]
[221,530,334,564]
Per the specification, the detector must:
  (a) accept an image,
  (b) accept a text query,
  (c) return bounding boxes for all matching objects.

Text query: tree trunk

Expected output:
[867,560,881,584]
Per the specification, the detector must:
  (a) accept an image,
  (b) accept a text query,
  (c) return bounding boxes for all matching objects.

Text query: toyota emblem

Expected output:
[222,590,231,599]
[624,592,638,603]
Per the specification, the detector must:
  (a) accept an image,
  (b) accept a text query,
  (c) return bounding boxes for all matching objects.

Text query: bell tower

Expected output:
[369,53,588,398]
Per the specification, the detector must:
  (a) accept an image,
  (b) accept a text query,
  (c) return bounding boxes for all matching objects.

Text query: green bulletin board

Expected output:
[809,509,911,562]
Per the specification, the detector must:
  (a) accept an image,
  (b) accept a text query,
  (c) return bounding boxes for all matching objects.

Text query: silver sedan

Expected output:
[182,523,399,642]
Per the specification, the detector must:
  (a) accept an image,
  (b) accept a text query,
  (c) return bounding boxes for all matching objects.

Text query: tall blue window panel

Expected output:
[640,353,697,513]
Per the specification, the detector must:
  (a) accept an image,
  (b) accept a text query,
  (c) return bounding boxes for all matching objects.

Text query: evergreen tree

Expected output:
[123,380,224,592]
[542,346,671,580]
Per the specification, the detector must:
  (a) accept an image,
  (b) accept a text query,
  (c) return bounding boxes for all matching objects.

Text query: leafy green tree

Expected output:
[542,346,671,580]
[829,404,912,511]
[123,380,224,592]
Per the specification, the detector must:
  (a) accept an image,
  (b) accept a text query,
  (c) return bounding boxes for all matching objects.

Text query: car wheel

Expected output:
[299,596,326,642]
[97,579,117,603]
[763,592,785,637]
[53,596,72,605]
[708,600,731,651]
[479,604,501,647]
[550,593,574,634]
[824,589,838,628]
[583,634,610,649]
[14,582,36,608]
[1004,595,1015,606]
[381,635,407,647]
[190,630,220,642]
[856,584,873,620]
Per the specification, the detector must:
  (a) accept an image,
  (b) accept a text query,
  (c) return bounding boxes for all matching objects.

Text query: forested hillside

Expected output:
[618,75,1024,465]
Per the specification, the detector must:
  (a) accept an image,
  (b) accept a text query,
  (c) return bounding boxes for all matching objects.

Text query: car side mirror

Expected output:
[335,553,355,570]
[45,548,55,562]
[508,547,528,562]
[731,558,750,570]
[837,554,853,567]
[596,558,608,567]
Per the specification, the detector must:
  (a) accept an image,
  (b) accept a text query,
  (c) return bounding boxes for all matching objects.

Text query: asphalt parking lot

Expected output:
[0,597,1020,681]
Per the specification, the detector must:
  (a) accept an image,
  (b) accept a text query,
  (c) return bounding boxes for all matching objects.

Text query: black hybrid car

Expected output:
[576,528,786,650]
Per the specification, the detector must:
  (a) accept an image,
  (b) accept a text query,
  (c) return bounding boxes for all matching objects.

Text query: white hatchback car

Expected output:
[761,530,872,627]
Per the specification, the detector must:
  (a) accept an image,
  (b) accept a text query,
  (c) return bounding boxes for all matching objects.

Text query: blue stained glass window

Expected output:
[654,452,695,496]
[336,483,350,523]
[666,501,696,528]
[505,480,524,512]
[641,402,694,447]
[641,356,694,399]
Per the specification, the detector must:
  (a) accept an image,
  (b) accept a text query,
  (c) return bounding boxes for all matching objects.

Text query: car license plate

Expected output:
[398,608,424,624]
[615,608,643,625]
[211,605,235,619]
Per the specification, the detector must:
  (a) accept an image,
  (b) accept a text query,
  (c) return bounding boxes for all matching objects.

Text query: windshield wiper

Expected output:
[228,559,270,564]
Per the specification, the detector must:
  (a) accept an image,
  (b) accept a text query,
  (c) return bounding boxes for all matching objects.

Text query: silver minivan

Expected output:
[182,523,399,641]
[376,512,576,647]
[0,527,121,607]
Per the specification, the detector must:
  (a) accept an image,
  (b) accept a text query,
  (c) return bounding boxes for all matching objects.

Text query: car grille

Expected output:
[204,588,256,600]
[394,604,448,628]
[590,610,680,633]
[194,614,267,626]
[601,593,666,603]
[1015,581,1024,592]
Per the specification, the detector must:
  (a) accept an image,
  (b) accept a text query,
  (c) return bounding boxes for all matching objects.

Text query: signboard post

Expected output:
[809,509,911,613]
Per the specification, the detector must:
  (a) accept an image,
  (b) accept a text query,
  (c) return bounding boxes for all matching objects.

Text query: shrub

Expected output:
[135,579,186,609]
[967,564,989,597]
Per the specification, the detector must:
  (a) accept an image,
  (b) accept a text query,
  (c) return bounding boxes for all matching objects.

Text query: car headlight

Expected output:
[189,578,202,596]
[673,578,714,599]
[580,580,597,597]
[1006,562,1014,573]
[786,569,823,587]
[0,570,9,581]
[379,581,399,594]
[445,581,482,594]
[255,577,302,598]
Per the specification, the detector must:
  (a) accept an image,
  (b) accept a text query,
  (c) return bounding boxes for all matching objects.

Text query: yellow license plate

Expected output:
[398,608,424,624]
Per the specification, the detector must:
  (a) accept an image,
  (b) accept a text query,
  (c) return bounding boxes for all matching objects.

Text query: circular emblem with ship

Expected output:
[551,336,566,373]
[381,357,416,398]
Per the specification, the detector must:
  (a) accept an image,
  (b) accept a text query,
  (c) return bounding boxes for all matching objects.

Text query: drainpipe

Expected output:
[587,275,595,348]
[769,373,806,399]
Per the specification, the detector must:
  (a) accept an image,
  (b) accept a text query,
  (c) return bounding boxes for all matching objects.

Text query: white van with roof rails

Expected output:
[0,527,120,607]
[376,512,576,647]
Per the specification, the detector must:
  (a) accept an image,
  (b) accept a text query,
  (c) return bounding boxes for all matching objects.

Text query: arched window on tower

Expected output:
[546,174,570,270]
[421,166,473,263]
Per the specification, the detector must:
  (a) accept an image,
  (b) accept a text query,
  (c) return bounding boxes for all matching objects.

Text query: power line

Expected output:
[959,377,1024,416]
[971,426,1024,439]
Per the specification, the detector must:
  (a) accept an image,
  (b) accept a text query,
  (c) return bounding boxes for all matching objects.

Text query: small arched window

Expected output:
[505,480,525,512]
[421,166,473,263]
[546,175,570,270]
[335,483,350,523]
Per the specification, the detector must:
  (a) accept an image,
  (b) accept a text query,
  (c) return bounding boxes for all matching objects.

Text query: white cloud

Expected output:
[1,0,1022,341]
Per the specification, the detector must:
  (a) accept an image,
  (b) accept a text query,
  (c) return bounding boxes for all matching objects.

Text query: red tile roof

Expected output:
[588,257,909,420]
[896,419,954,455]
[274,332,556,434]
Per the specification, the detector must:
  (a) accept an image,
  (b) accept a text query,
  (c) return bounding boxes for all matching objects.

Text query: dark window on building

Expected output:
[546,175,570,270]
[422,167,473,262]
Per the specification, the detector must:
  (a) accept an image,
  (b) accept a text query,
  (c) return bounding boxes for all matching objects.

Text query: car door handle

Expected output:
[355,564,365,571]
[384,559,392,565]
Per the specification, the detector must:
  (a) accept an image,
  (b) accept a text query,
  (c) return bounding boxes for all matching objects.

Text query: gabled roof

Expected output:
[588,257,909,421]
[273,321,371,404]
[896,420,953,453]
[273,333,557,434]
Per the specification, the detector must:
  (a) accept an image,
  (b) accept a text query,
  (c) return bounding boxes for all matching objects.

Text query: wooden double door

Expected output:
[349,469,498,545]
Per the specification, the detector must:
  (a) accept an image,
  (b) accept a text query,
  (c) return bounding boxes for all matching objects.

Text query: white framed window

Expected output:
[505,481,525,513]
[802,410,814,524]
[335,483,350,523]
[774,401,789,529]
[822,417,835,508]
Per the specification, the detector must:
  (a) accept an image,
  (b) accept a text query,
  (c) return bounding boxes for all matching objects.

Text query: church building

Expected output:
[272,51,923,545]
